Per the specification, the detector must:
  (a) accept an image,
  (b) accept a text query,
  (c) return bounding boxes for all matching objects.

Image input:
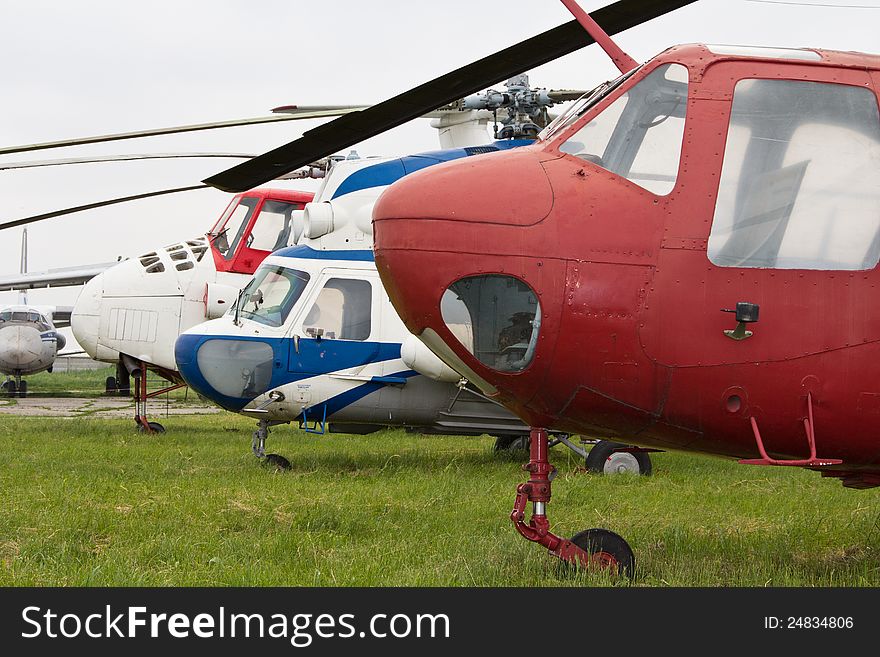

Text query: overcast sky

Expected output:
[1,0,879,313]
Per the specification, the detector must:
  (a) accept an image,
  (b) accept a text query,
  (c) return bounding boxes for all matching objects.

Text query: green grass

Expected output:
[21,366,190,399]
[0,414,878,586]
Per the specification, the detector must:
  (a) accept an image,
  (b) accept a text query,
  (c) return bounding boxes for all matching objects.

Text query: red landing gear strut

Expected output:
[132,360,185,435]
[511,427,635,578]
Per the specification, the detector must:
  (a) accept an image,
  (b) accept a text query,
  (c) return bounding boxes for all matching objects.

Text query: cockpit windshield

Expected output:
[232,265,310,328]
[27,312,50,330]
[211,197,259,260]
[538,67,639,142]
[557,63,689,195]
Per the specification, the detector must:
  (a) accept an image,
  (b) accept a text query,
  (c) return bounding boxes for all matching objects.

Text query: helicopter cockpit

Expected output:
[554,62,688,196]
[207,189,312,275]
[233,264,311,328]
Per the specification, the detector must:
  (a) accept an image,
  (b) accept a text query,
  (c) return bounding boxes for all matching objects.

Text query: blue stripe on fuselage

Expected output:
[271,245,374,261]
[301,369,419,421]
[175,333,403,412]
[330,140,532,199]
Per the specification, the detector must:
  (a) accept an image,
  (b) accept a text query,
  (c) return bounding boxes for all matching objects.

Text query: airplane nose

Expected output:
[71,272,103,358]
[0,325,44,368]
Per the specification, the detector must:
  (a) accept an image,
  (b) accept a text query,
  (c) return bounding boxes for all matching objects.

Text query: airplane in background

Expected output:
[0,229,71,396]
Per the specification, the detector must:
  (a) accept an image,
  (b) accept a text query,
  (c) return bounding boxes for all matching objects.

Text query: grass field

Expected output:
[18,366,190,399]
[1,411,878,587]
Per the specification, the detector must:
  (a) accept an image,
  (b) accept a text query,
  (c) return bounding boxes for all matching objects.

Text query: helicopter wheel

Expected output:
[105,376,118,395]
[137,421,166,434]
[569,528,635,579]
[494,434,530,453]
[18,380,27,398]
[4,380,16,397]
[586,440,652,476]
[264,453,292,471]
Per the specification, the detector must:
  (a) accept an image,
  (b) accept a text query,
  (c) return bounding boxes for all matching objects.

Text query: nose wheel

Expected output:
[511,427,635,578]
[3,375,25,398]
[2,378,16,397]
[252,418,291,471]
[569,528,635,578]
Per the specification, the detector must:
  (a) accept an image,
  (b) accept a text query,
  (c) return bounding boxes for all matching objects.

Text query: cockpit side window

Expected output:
[708,79,880,270]
[234,265,310,328]
[559,63,689,196]
[246,200,302,252]
[302,278,372,341]
[213,197,259,260]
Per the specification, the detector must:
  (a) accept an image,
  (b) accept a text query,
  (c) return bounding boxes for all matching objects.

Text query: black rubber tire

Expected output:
[18,380,27,398]
[585,440,652,476]
[105,376,118,394]
[137,421,166,434]
[493,434,530,453]
[5,380,16,397]
[264,453,292,471]
[570,528,635,579]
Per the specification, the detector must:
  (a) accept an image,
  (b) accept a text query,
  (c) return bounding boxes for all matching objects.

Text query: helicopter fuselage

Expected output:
[374,44,880,488]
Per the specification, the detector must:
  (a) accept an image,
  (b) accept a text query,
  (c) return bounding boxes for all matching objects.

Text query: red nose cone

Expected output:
[373,147,553,333]
[373,146,562,427]
[374,147,553,228]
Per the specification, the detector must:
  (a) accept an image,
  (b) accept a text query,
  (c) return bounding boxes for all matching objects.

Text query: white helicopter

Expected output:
[0,80,589,435]
[175,143,652,474]
[0,229,73,396]
[0,106,370,430]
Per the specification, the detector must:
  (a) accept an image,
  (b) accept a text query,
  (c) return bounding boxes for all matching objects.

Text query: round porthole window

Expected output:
[440,275,541,373]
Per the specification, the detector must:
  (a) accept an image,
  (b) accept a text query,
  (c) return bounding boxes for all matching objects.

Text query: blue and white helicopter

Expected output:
[175,78,652,475]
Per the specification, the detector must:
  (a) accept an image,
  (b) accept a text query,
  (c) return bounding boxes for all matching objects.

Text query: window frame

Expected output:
[705,74,880,271]
[548,60,691,197]
[295,270,376,342]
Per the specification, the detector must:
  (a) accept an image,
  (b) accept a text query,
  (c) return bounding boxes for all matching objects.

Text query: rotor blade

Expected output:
[0,107,367,157]
[204,0,698,193]
[547,89,590,102]
[0,185,209,231]
[0,153,256,171]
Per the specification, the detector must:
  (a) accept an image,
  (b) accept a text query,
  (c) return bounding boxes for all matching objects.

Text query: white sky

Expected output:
[1,0,878,314]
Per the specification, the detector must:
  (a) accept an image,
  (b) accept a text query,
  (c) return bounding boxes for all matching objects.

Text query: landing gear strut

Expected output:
[105,361,131,397]
[125,358,184,434]
[3,373,25,398]
[511,427,635,577]
[252,418,291,470]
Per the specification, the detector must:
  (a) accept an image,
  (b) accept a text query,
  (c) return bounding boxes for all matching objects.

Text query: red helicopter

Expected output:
[205,0,880,576]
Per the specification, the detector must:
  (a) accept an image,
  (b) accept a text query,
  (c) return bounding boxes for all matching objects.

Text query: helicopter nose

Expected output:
[175,328,279,412]
[373,147,559,421]
[71,272,103,359]
[0,325,44,368]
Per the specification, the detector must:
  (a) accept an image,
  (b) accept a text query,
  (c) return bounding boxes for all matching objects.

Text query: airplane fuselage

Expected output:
[0,306,61,376]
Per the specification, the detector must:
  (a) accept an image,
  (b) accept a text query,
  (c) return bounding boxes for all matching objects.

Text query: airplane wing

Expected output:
[0,263,113,292]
